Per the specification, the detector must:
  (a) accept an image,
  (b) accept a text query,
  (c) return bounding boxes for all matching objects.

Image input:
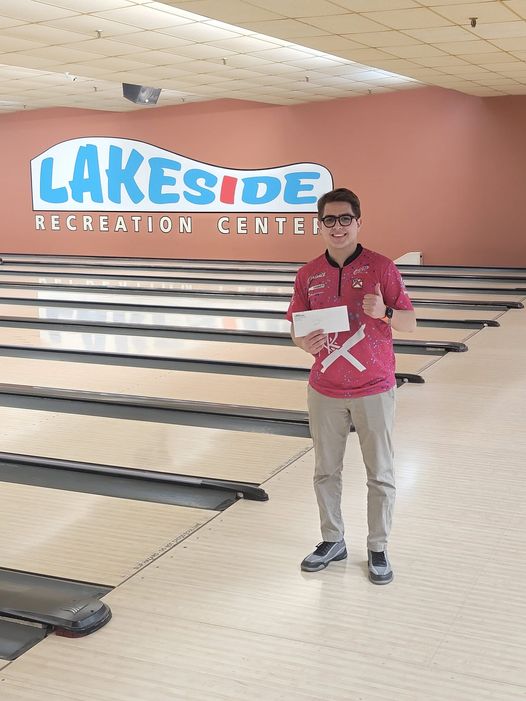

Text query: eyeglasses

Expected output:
[320,214,357,228]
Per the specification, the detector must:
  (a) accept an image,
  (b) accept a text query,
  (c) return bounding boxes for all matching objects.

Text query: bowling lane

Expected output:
[0,274,525,297]
[0,287,519,312]
[398,264,526,277]
[0,327,465,370]
[397,277,526,290]
[0,303,290,334]
[0,266,296,284]
[395,354,439,374]
[0,356,309,412]
[0,482,215,585]
[0,303,484,342]
[407,289,525,302]
[0,255,301,272]
[394,326,475,342]
[4,264,526,286]
[4,256,526,277]
[0,326,312,367]
[0,406,310,484]
[0,287,290,311]
[411,306,503,321]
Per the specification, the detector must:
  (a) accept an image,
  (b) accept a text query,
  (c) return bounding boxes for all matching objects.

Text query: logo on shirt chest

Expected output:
[352,278,363,289]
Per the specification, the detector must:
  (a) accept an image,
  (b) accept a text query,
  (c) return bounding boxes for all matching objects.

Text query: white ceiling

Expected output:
[0,0,525,112]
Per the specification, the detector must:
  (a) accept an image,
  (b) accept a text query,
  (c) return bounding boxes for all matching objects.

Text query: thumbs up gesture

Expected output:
[362,282,386,319]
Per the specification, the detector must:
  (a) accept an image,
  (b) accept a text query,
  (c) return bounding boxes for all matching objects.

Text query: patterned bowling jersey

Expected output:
[286,245,414,398]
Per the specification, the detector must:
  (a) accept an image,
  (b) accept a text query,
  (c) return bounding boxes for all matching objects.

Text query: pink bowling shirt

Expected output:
[286,245,414,399]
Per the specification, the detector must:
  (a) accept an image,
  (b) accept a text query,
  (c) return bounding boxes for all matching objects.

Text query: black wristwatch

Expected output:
[382,307,394,323]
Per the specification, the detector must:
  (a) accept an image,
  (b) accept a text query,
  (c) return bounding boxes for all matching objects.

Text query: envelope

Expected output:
[292,305,350,337]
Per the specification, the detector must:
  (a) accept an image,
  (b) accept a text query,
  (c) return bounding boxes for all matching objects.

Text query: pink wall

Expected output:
[0,86,525,265]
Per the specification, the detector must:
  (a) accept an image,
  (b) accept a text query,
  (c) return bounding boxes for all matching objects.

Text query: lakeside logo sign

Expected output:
[31,137,333,213]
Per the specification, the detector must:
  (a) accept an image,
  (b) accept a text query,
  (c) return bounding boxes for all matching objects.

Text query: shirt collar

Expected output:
[325,244,363,268]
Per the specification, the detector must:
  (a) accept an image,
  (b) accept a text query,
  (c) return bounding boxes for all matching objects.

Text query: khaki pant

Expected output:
[307,385,396,551]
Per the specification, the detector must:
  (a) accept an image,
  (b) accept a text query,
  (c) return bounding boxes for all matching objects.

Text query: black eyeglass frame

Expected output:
[320,214,358,228]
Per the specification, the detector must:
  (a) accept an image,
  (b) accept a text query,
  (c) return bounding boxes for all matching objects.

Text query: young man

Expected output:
[286,188,416,584]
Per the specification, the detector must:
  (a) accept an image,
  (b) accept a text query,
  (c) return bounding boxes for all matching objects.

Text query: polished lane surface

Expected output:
[2,265,525,285]
[0,274,524,296]
[0,287,522,311]
[0,481,216,585]
[0,303,486,342]
[0,326,474,368]
[3,255,526,276]
[0,405,310,485]
[0,356,311,412]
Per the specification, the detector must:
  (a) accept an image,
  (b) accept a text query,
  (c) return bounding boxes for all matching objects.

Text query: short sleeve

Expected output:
[381,262,414,310]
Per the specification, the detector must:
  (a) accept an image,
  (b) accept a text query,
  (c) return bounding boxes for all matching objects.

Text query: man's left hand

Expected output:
[362,282,386,319]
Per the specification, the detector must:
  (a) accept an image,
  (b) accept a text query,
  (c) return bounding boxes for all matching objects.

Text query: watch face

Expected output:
[386,307,394,319]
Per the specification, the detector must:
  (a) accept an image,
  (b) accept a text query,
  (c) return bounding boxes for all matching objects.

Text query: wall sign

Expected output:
[31,137,333,237]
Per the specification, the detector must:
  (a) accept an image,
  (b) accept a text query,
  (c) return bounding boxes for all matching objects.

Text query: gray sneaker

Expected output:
[301,540,347,572]
[368,550,393,585]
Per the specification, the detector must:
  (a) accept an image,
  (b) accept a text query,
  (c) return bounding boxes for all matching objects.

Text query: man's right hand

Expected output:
[295,328,326,355]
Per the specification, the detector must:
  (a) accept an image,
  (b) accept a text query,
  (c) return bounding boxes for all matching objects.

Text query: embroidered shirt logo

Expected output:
[309,271,326,283]
[352,278,363,288]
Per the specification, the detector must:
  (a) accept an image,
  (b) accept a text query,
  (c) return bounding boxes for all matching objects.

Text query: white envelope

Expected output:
[293,305,350,337]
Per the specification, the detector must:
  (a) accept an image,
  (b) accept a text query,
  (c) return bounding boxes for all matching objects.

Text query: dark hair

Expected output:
[317,188,361,219]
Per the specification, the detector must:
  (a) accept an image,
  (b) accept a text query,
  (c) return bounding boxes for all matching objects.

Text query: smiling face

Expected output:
[319,200,361,261]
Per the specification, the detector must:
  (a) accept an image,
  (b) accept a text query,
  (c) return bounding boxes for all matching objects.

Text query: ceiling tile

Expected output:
[46,15,145,36]
[17,46,103,63]
[239,0,346,17]
[249,47,311,61]
[0,36,46,52]
[237,18,329,38]
[404,26,477,42]
[157,22,241,41]
[489,34,526,49]
[503,0,526,20]
[2,24,88,44]
[0,0,75,22]
[383,44,447,58]
[42,0,134,10]
[208,36,281,52]
[472,20,526,38]
[336,47,396,62]
[0,53,59,69]
[283,56,345,69]
[121,49,197,64]
[440,64,495,77]
[432,2,520,23]
[75,55,153,71]
[0,16,24,29]
[435,39,501,54]
[299,35,366,51]
[465,52,519,64]
[363,8,452,29]
[66,38,151,56]
[411,55,471,67]
[50,62,117,77]
[111,31,193,49]
[97,5,196,30]
[332,0,419,9]
[348,30,418,46]
[165,44,236,59]
[157,0,282,23]
[302,13,390,33]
